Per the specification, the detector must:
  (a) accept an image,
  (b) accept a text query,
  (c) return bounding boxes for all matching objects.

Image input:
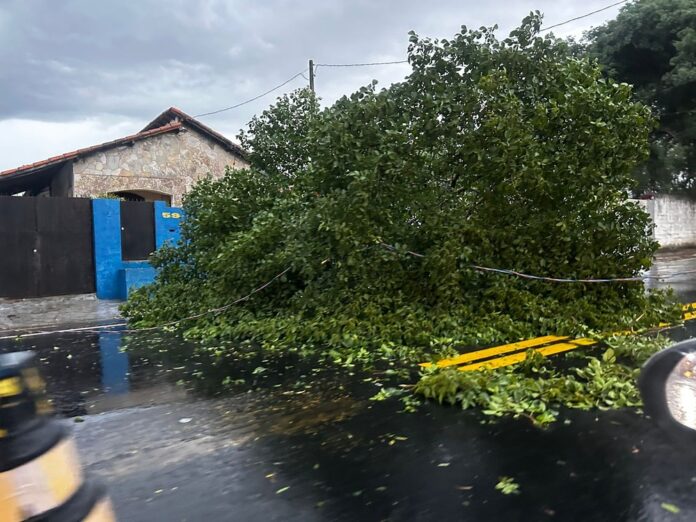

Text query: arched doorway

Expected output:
[109,190,172,205]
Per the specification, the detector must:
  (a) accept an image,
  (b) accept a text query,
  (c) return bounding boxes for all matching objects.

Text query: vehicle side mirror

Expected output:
[639,339,696,442]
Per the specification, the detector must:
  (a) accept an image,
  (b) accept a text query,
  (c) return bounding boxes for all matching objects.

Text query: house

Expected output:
[0,108,248,206]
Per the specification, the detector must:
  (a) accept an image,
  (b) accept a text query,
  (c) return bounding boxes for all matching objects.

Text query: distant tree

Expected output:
[587,0,696,196]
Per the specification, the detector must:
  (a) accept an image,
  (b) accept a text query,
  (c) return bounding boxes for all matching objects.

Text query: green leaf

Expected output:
[660,503,680,514]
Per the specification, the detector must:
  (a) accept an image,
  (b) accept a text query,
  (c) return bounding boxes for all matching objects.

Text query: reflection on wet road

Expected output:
[0,331,186,417]
[646,248,696,303]
[2,250,696,521]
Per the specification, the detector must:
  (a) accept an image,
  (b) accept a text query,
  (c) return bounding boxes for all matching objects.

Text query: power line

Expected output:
[0,265,296,340]
[193,2,629,118]
[378,242,696,284]
[4,242,691,340]
[124,265,293,332]
[315,60,408,68]
[193,70,307,118]
[540,0,629,32]
[194,60,408,117]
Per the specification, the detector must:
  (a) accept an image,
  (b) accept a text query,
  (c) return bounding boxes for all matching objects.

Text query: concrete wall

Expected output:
[153,200,182,249]
[93,199,183,299]
[50,162,74,197]
[633,195,696,249]
[73,126,248,206]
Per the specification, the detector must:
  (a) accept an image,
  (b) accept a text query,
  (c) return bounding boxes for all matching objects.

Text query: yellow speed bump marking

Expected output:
[420,335,569,369]
[422,301,696,372]
[458,338,597,372]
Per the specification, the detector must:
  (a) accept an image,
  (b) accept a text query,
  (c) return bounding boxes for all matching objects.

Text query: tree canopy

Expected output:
[587,0,696,196]
[238,88,320,178]
[123,14,676,366]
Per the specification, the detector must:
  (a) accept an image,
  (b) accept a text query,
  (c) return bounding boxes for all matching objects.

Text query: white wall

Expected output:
[633,195,696,249]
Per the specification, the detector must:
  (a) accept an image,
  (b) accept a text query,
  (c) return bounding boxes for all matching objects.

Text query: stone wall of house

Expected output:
[633,195,696,249]
[72,126,247,205]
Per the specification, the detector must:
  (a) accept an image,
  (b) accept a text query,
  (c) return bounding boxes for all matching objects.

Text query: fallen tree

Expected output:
[123,14,679,385]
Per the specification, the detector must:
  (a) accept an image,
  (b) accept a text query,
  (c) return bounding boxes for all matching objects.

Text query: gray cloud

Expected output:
[0,0,626,169]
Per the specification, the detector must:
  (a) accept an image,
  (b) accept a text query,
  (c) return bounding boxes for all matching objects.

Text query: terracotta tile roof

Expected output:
[142,107,246,158]
[0,106,247,180]
[0,122,183,178]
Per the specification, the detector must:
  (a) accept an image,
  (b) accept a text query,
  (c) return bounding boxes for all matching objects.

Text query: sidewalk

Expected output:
[0,294,122,332]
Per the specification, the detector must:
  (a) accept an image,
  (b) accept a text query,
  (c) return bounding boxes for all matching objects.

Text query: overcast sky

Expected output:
[0,0,627,171]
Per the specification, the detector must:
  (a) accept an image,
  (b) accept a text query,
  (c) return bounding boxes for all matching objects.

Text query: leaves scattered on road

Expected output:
[661,502,680,514]
[495,476,520,495]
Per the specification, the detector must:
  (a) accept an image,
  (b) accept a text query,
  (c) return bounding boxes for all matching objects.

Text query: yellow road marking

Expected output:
[423,301,696,372]
[420,335,569,369]
[458,338,597,372]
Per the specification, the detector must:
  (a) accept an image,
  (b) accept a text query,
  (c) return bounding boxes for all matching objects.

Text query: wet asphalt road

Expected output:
[3,250,696,522]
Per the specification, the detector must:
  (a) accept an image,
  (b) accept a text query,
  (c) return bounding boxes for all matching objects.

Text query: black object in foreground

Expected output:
[639,339,696,443]
[0,351,116,521]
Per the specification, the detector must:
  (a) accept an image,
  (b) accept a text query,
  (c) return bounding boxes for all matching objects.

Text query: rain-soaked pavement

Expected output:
[2,250,696,521]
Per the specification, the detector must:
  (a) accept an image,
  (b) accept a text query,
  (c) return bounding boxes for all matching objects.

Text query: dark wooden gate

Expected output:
[0,197,95,298]
[119,201,155,261]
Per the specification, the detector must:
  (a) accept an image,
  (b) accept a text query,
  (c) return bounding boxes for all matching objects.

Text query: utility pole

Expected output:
[308,59,315,93]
